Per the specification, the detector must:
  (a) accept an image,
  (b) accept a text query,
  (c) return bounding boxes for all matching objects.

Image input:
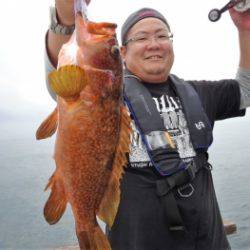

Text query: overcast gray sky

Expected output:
[0,0,242,119]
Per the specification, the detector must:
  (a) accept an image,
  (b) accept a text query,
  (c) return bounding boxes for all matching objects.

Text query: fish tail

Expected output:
[93,226,111,250]
[77,225,111,250]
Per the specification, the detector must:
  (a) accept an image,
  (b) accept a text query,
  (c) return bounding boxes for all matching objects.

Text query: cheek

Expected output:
[128,46,145,60]
[163,42,174,56]
[123,46,147,68]
[139,46,151,59]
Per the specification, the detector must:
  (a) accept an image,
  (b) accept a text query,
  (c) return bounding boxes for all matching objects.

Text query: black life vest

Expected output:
[123,72,213,176]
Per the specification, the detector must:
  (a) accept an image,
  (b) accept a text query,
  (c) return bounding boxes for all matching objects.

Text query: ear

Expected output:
[120,46,127,60]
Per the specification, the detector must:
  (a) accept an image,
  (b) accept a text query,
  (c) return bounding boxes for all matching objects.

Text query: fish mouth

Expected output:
[76,13,117,42]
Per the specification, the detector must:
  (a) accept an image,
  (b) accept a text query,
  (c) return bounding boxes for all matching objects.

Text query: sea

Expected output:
[0,113,250,250]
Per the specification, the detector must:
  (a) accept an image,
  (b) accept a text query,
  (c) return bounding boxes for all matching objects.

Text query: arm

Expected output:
[238,29,250,69]
[48,0,90,67]
[229,9,250,69]
[229,9,250,109]
[48,1,75,68]
[45,0,91,100]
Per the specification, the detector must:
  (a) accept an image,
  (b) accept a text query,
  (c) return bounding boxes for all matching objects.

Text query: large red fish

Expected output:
[36,6,131,250]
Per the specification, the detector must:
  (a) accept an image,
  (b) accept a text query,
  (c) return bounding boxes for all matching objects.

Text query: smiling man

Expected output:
[45,3,250,250]
[121,17,174,83]
[105,7,250,250]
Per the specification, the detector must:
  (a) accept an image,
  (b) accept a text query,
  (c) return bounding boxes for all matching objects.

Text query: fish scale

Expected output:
[36,5,131,250]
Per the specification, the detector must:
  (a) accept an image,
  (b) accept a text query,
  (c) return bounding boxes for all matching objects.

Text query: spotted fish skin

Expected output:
[36,11,131,250]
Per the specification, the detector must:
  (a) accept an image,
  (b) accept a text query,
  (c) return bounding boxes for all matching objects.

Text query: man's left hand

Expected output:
[229,9,250,31]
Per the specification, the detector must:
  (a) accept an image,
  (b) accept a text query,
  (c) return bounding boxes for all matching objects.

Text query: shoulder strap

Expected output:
[170,75,213,149]
[124,75,185,176]
[124,75,165,133]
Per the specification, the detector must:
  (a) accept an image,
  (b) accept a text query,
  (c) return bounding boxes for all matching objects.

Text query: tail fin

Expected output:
[77,226,111,250]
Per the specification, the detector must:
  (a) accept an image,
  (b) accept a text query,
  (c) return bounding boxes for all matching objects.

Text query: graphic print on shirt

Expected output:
[129,94,196,167]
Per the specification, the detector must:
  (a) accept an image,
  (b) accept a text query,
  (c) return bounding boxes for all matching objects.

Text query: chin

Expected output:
[145,65,166,75]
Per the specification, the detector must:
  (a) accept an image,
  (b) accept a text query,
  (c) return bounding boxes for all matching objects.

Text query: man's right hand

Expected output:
[47,0,91,67]
[56,0,91,26]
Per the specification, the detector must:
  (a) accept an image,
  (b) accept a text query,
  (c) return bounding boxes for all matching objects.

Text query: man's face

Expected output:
[121,17,174,83]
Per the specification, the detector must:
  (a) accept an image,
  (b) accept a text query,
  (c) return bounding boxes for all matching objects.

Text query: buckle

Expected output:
[185,160,197,181]
[177,183,194,198]
[205,162,213,171]
[156,179,171,196]
[169,225,185,231]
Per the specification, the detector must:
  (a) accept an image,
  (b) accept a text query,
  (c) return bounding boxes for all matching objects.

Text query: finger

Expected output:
[229,7,238,16]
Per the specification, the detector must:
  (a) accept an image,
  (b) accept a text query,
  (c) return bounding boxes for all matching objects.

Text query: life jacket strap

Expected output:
[124,72,213,176]
[156,153,208,231]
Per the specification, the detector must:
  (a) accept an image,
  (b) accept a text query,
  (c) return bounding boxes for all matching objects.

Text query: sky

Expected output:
[1,2,249,246]
[0,0,243,119]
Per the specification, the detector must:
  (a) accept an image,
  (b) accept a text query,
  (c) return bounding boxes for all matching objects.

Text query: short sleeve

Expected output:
[44,31,57,101]
[188,79,246,122]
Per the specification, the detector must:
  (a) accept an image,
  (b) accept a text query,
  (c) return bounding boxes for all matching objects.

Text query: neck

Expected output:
[125,68,170,83]
[141,74,169,83]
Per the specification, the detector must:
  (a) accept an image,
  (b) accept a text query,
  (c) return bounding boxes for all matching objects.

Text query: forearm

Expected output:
[47,31,72,67]
[239,30,250,69]
[47,1,75,67]
[237,29,250,109]
[45,0,91,100]
[237,67,250,109]
[45,32,57,101]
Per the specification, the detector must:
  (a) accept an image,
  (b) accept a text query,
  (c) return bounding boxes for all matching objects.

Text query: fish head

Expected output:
[76,13,122,77]
[50,13,123,105]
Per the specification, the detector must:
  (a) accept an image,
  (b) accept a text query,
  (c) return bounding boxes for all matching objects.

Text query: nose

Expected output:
[146,37,161,49]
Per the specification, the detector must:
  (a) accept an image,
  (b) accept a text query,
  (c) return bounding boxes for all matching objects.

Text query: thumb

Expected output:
[229,7,241,25]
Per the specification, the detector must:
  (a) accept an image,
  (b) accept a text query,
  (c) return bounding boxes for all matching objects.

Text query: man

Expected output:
[45,1,250,249]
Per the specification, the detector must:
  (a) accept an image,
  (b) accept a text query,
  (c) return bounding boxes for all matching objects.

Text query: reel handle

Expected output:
[208,0,245,22]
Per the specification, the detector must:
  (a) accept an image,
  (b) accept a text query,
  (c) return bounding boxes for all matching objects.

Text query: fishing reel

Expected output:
[208,0,250,22]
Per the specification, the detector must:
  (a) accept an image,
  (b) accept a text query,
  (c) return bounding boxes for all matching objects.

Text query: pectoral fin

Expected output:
[97,106,131,228]
[36,107,58,140]
[44,171,67,225]
[49,65,88,99]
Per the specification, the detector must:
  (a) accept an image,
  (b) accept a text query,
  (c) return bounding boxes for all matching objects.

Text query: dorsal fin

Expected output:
[97,106,131,228]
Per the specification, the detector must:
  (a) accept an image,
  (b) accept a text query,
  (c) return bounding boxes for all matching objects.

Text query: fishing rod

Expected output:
[208,0,250,22]
[74,0,88,18]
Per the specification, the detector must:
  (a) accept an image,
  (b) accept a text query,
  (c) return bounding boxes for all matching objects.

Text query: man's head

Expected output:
[120,8,174,83]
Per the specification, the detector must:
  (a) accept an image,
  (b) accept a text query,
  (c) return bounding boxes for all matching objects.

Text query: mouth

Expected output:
[145,55,163,60]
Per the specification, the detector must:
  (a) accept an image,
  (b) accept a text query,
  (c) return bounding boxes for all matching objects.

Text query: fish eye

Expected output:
[111,45,120,57]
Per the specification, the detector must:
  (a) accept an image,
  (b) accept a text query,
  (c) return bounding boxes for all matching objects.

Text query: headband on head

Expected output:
[121,8,171,46]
